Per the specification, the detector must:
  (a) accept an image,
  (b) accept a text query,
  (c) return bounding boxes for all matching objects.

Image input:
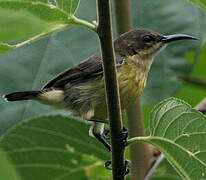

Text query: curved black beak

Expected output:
[161,34,199,43]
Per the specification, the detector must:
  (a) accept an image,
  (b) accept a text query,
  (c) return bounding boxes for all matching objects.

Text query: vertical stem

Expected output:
[97,0,125,179]
[112,1,153,179]
[127,100,152,180]
[112,0,133,34]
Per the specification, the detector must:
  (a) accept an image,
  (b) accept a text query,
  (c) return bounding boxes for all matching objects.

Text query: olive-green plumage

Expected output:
[4,29,197,150]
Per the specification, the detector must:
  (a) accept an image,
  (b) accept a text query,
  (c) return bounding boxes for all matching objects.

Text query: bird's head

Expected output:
[114,29,198,61]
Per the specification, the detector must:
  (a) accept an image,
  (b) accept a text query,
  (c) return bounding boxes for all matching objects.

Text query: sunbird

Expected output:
[4,29,198,151]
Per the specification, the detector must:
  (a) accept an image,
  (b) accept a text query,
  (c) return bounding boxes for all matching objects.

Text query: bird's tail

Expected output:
[3,90,41,102]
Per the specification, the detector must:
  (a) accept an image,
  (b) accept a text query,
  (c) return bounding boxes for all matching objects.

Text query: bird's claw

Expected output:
[104,160,112,170]
[102,129,110,140]
[103,126,128,143]
[120,160,131,177]
[120,126,129,142]
[104,160,131,177]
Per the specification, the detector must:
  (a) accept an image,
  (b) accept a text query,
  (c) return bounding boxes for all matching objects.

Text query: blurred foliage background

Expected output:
[0,0,205,133]
[0,0,206,179]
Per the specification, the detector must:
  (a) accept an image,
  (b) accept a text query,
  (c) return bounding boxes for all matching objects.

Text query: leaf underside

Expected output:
[0,115,110,180]
[56,0,80,14]
[0,1,70,42]
[186,0,206,10]
[0,43,15,54]
[0,0,80,54]
[147,98,206,179]
[0,149,21,180]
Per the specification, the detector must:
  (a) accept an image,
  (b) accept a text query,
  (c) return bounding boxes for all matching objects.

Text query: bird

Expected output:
[3,29,198,151]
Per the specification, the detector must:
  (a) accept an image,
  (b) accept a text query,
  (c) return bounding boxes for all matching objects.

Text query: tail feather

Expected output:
[3,91,41,102]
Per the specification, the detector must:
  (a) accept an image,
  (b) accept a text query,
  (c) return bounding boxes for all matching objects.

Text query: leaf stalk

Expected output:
[70,16,97,32]
[126,136,150,147]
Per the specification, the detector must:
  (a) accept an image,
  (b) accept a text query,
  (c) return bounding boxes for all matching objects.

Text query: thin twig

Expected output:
[195,98,206,110]
[177,75,206,89]
[97,0,125,179]
[144,154,164,180]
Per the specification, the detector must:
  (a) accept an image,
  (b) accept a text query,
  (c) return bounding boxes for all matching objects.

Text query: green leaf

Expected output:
[16,0,49,4]
[128,98,206,179]
[143,137,206,180]
[150,98,206,141]
[0,115,110,180]
[0,1,95,54]
[0,149,21,180]
[151,158,181,180]
[0,43,15,54]
[186,0,206,10]
[0,1,70,42]
[190,45,206,79]
[152,174,180,180]
[56,0,80,14]
[10,0,80,14]
[176,45,206,106]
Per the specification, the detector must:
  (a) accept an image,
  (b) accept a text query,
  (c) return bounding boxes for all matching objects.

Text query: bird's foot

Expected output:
[92,131,111,151]
[103,126,128,144]
[104,160,131,177]
[120,126,129,143]
[93,126,128,152]
[102,129,110,140]
[89,117,129,152]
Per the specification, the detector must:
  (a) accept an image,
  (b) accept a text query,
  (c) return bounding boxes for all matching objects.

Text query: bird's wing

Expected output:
[43,55,103,89]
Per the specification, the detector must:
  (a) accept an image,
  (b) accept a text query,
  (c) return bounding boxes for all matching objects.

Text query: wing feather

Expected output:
[43,55,103,89]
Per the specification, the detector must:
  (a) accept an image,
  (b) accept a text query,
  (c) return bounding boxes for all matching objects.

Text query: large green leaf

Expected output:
[152,175,180,180]
[0,43,15,54]
[0,149,21,180]
[176,45,206,106]
[0,115,110,180]
[0,1,70,42]
[10,0,80,14]
[0,0,95,55]
[128,98,206,179]
[56,0,80,14]
[186,0,206,10]
[151,158,181,180]
[11,0,48,4]
[143,137,206,179]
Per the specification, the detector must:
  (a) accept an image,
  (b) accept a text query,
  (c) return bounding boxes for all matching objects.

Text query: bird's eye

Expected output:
[143,35,154,43]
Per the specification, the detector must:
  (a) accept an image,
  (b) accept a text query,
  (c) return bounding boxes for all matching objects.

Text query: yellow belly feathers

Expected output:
[94,55,148,119]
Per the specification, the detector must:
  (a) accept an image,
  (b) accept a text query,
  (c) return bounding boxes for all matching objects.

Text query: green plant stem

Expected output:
[112,0,133,34]
[144,154,164,180]
[15,24,68,48]
[15,16,96,50]
[97,0,125,180]
[70,16,97,31]
[126,136,150,147]
[177,75,206,88]
[127,101,152,180]
[112,0,153,179]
